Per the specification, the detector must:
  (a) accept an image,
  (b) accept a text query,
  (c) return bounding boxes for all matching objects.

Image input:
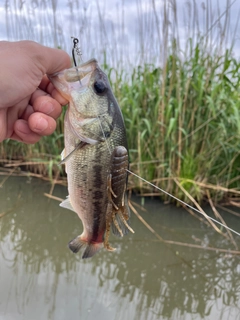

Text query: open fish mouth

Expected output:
[64,58,98,82]
[49,58,97,80]
[48,58,98,99]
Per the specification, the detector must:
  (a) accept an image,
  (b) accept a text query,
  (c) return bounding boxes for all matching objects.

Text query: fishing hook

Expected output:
[71,37,82,67]
[71,37,82,85]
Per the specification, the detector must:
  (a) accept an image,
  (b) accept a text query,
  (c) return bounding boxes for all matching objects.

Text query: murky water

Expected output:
[0,176,239,320]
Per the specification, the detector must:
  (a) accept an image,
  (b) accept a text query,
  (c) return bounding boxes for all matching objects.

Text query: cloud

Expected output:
[0,0,239,67]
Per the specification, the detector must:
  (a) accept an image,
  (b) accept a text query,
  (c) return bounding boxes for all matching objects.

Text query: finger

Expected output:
[42,47,71,74]
[0,108,7,142]
[13,119,41,144]
[50,85,69,106]
[38,76,69,105]
[5,97,32,138]
[28,112,57,136]
[21,104,34,121]
[31,94,62,119]
[30,86,50,103]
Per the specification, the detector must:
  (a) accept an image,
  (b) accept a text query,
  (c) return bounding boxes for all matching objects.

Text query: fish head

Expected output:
[49,59,118,143]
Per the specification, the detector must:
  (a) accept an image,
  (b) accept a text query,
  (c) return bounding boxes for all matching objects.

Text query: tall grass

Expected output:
[111,43,240,205]
[1,0,240,206]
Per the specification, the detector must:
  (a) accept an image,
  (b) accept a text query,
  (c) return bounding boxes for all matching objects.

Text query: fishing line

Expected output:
[89,51,239,238]
[96,113,240,237]
[126,169,240,238]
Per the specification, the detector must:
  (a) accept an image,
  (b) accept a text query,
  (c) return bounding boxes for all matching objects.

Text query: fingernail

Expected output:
[34,117,48,132]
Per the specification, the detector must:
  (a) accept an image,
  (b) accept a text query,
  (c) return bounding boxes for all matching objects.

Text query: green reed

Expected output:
[2,40,240,205]
[1,0,240,204]
[109,40,240,203]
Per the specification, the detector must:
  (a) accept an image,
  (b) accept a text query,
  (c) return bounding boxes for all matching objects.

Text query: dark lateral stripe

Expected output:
[91,164,105,241]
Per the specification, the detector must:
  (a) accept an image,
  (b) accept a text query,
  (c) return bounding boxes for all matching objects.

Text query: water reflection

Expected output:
[0,176,239,320]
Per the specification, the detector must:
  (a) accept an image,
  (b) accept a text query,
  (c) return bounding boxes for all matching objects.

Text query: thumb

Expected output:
[38,45,71,75]
[22,41,71,75]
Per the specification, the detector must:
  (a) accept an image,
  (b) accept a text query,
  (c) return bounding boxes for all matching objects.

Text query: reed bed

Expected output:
[1,0,240,208]
[112,44,240,206]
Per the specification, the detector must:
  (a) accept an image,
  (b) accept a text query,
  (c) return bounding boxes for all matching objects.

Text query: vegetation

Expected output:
[112,44,240,206]
[2,43,240,206]
[1,0,240,208]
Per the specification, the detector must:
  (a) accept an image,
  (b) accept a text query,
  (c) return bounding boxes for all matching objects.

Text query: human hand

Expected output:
[0,40,71,143]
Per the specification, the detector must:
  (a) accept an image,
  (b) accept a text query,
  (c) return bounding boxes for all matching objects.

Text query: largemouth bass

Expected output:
[49,59,134,259]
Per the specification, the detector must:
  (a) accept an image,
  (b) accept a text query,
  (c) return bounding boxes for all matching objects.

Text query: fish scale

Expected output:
[49,59,134,258]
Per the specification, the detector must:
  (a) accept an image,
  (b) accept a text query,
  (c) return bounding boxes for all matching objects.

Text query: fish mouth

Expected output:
[78,58,97,68]
[64,58,98,83]
[48,58,98,99]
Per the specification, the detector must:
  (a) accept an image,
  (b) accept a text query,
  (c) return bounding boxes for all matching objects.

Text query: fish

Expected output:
[48,58,134,259]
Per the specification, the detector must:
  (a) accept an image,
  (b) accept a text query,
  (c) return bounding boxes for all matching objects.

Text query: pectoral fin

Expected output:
[59,141,86,165]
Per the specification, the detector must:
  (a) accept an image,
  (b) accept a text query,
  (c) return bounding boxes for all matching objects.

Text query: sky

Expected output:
[0,0,240,67]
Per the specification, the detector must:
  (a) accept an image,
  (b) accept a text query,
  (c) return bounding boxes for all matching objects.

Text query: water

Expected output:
[0,176,240,320]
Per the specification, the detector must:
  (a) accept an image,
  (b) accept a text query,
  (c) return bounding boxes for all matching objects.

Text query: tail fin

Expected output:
[82,243,103,259]
[68,236,103,259]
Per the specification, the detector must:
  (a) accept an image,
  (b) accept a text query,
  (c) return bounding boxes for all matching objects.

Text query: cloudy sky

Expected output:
[1,0,239,67]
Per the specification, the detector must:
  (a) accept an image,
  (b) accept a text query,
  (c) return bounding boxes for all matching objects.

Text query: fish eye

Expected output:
[93,80,107,94]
